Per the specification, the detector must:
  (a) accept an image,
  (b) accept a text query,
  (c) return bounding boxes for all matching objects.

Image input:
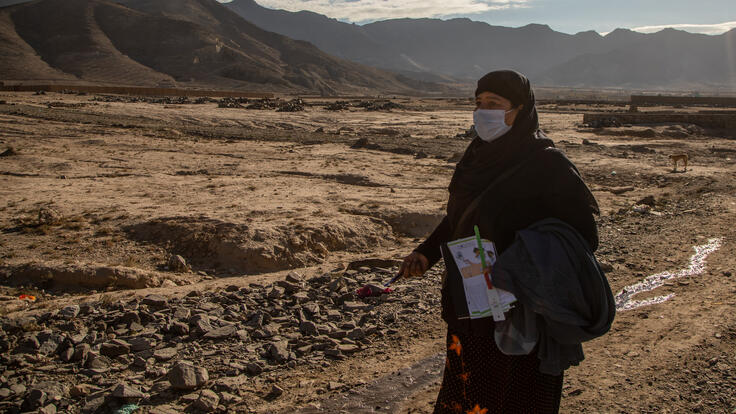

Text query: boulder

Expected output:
[203,325,237,340]
[100,339,131,357]
[141,294,168,308]
[268,341,290,363]
[168,255,190,272]
[194,389,220,412]
[168,361,209,390]
[60,305,80,320]
[112,382,147,399]
[154,347,177,361]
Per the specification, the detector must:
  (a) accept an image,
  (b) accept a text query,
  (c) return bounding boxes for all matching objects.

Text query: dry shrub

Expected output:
[65,233,81,244]
[31,225,51,235]
[122,256,138,267]
[95,227,113,237]
[63,221,85,231]
[99,294,113,305]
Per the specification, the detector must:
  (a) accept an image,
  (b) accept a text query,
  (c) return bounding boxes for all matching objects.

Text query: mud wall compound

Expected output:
[582,112,736,129]
[630,95,736,107]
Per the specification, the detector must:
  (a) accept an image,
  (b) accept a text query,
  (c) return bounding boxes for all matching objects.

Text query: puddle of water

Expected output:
[615,237,723,311]
[294,352,445,413]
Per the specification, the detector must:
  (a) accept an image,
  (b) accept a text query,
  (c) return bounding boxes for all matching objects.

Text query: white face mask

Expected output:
[473,109,513,142]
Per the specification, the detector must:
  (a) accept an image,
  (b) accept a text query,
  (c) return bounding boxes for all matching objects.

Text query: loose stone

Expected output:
[101,339,131,357]
[60,305,80,320]
[194,389,220,412]
[112,382,147,399]
[168,361,209,390]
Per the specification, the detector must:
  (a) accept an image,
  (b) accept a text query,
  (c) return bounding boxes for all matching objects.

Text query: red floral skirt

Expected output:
[434,330,563,414]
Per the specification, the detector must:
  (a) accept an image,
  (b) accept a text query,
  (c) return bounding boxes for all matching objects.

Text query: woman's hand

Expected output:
[399,251,429,278]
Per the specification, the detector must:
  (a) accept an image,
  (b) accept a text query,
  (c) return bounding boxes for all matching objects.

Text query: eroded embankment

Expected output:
[1,262,166,291]
[125,216,396,275]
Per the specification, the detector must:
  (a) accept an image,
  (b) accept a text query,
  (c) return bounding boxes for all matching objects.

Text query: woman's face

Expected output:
[475,91,523,127]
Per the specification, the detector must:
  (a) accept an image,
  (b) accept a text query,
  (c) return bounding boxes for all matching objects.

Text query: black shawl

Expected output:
[415,70,601,334]
[447,70,554,229]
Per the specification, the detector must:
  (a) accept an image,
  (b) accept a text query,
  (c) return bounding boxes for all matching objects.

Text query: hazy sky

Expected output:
[224,0,736,35]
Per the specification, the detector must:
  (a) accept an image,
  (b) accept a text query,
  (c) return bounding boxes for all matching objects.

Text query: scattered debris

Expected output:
[193,389,219,411]
[246,98,279,110]
[276,99,305,112]
[325,101,350,111]
[350,138,381,150]
[0,264,443,412]
[91,95,212,105]
[113,403,140,414]
[355,100,404,111]
[37,206,63,226]
[637,195,656,207]
[217,100,243,109]
[168,361,210,390]
[167,254,190,272]
[264,384,284,401]
[585,117,622,128]
[0,147,16,157]
[455,126,476,139]
[447,152,464,162]
[606,186,635,195]
[355,284,392,298]
[46,101,86,109]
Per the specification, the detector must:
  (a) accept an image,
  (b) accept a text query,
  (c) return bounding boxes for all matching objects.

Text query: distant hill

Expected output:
[538,28,736,89]
[3,0,733,91]
[225,0,736,90]
[0,0,447,95]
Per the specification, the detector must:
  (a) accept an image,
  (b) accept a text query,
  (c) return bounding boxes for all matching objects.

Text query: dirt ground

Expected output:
[0,92,735,413]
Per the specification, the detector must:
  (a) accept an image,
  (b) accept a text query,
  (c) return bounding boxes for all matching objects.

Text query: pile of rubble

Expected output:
[275,99,305,112]
[45,102,86,109]
[584,117,622,128]
[324,101,350,111]
[356,101,405,112]
[0,266,442,413]
[216,98,250,109]
[244,99,278,110]
[60,90,88,96]
[455,126,476,139]
[91,96,214,105]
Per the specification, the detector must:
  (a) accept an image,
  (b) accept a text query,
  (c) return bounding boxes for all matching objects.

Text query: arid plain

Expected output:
[1,92,735,413]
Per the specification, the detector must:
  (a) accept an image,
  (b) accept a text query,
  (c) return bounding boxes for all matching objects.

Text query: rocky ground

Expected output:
[0,92,735,413]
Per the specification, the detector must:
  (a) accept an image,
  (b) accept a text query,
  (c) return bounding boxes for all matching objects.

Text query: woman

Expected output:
[398,70,601,413]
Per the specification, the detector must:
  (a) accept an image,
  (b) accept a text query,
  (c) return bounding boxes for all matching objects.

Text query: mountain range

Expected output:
[0,0,443,94]
[224,0,736,90]
[1,0,734,92]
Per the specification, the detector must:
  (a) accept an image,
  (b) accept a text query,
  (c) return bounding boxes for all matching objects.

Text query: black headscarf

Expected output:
[447,70,554,228]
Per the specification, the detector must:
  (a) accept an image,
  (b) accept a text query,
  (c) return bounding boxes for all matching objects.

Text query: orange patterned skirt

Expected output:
[434,330,563,414]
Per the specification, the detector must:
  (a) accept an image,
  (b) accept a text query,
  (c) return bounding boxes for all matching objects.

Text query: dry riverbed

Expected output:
[0,92,735,413]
